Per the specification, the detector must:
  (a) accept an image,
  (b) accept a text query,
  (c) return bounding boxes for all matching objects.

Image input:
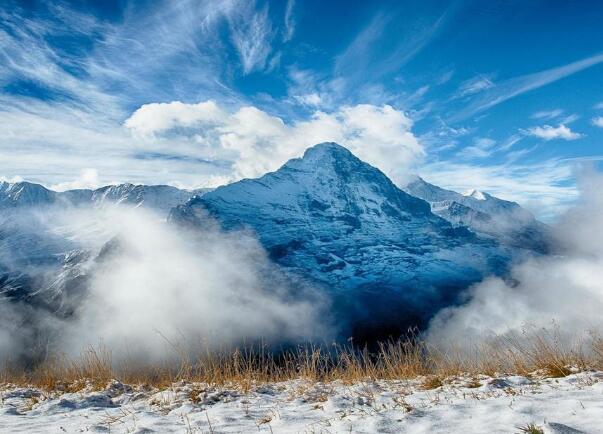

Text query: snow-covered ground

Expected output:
[1,372,602,433]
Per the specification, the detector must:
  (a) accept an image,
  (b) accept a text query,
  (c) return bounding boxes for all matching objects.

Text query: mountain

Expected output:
[404,177,550,252]
[0,181,210,314]
[0,181,56,208]
[1,145,543,344]
[171,143,515,340]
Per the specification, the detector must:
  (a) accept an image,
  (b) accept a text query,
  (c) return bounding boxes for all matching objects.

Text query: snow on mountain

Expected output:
[171,143,514,339]
[61,184,212,214]
[463,189,487,201]
[405,177,550,252]
[0,181,56,208]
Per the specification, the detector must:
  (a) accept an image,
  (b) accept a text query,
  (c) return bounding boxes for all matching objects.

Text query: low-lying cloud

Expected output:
[0,205,330,363]
[427,169,603,347]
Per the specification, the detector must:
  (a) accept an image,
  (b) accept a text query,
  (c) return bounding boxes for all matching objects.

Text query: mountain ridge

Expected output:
[404,176,550,252]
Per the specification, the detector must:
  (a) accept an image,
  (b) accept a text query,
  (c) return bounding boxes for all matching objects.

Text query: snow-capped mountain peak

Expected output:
[463,189,487,201]
[171,142,509,339]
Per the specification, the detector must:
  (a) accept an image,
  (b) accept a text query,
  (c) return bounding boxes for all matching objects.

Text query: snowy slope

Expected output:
[2,372,602,433]
[171,143,513,338]
[405,177,550,252]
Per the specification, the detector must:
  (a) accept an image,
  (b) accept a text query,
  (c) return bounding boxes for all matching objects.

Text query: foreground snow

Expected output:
[1,371,602,433]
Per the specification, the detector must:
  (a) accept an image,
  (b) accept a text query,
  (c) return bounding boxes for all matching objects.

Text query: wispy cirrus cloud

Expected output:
[531,109,564,120]
[0,0,279,187]
[283,0,296,42]
[457,75,495,97]
[333,7,450,99]
[524,124,583,141]
[450,52,603,122]
[459,137,497,159]
[227,0,276,74]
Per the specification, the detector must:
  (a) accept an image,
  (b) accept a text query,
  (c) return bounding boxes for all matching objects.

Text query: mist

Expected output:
[427,169,603,347]
[0,205,331,363]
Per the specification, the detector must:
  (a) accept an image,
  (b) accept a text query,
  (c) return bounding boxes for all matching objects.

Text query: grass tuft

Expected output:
[517,423,544,434]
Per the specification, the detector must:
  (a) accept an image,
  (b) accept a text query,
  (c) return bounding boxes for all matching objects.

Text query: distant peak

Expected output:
[463,189,487,201]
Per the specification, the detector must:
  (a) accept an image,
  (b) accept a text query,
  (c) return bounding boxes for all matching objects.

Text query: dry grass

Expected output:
[2,329,602,392]
[517,423,544,434]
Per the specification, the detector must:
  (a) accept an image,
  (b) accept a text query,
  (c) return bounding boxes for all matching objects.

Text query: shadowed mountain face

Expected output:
[171,143,516,341]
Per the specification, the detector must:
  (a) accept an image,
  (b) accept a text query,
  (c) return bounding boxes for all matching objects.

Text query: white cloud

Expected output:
[0,205,330,360]
[125,101,424,184]
[64,207,329,358]
[294,93,323,107]
[592,116,603,128]
[227,0,275,74]
[562,114,580,125]
[427,170,603,347]
[459,137,496,159]
[50,168,101,191]
[525,124,583,141]
[124,101,226,136]
[457,75,495,97]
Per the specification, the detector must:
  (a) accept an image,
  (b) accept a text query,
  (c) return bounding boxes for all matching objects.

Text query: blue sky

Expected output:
[1,0,602,219]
